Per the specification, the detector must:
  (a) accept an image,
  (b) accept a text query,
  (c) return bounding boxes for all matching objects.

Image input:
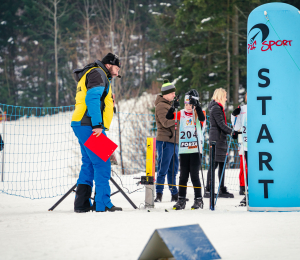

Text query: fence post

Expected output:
[145,137,156,208]
[0,107,5,182]
[117,105,124,175]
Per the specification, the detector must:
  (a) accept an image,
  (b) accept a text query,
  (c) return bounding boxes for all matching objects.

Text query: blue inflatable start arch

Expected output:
[248,3,300,211]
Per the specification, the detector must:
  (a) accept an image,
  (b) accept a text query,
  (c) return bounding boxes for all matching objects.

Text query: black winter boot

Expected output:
[239,186,245,195]
[204,187,210,198]
[171,193,178,202]
[74,184,93,213]
[105,206,122,212]
[239,196,247,207]
[173,198,186,210]
[219,187,234,198]
[154,193,162,202]
[191,197,204,210]
[204,187,216,198]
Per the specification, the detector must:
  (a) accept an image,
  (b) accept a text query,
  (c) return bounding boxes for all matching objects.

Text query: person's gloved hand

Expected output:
[173,99,180,109]
[232,131,240,140]
[232,106,241,116]
[189,97,200,107]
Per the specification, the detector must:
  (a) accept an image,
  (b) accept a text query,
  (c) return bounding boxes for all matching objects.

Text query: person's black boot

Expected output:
[204,187,216,198]
[204,187,210,198]
[239,186,245,195]
[191,197,203,210]
[219,187,234,198]
[239,196,247,207]
[154,193,162,202]
[173,198,186,210]
[105,206,122,212]
[171,193,178,202]
[74,184,93,213]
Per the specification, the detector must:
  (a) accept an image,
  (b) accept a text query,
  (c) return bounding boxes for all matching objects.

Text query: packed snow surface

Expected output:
[1,93,299,259]
[1,189,300,260]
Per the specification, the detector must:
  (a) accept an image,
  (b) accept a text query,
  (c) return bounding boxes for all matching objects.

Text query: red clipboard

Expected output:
[84,133,118,162]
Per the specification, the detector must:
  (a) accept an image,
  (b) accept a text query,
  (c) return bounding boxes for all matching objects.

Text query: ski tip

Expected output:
[165,209,169,212]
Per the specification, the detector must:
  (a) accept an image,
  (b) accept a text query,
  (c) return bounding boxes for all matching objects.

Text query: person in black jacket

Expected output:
[205,88,235,198]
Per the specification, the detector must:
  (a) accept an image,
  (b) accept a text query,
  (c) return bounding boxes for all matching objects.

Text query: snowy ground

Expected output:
[1,188,300,260]
[1,94,298,259]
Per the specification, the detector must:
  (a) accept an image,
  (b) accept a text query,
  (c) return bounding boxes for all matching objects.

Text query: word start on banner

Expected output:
[256,68,274,199]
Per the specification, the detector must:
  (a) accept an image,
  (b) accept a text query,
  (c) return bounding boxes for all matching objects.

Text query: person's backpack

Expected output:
[0,134,4,151]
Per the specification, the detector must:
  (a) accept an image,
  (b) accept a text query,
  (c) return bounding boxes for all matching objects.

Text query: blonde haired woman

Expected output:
[205,88,235,198]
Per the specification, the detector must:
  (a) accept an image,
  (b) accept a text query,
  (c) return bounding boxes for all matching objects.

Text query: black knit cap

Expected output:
[102,53,121,68]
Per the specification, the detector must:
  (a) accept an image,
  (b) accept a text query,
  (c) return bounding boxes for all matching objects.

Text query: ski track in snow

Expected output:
[1,189,300,260]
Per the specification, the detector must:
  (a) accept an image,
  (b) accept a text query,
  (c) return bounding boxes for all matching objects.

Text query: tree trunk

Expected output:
[208,31,212,99]
[85,0,90,63]
[226,0,230,110]
[141,37,146,90]
[232,4,239,106]
[87,17,90,62]
[54,0,59,107]
[117,103,125,175]
[4,57,11,98]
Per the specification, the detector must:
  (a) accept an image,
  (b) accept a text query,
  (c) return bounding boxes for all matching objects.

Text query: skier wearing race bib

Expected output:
[166,89,206,210]
[231,93,248,206]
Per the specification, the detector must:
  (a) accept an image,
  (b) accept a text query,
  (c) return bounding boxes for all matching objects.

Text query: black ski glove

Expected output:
[189,97,199,107]
[173,99,180,109]
[232,106,241,116]
[232,131,241,140]
[195,105,205,121]
[166,106,175,120]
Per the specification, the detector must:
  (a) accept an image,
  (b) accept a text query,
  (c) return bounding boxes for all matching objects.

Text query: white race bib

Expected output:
[178,109,205,154]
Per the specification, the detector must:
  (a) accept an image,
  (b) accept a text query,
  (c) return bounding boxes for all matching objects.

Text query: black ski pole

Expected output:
[171,107,178,193]
[210,141,216,210]
[192,106,205,199]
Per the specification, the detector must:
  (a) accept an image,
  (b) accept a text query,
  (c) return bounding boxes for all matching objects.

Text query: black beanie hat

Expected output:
[102,53,121,68]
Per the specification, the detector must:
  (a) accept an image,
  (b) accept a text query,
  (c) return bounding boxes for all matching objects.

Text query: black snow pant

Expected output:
[206,161,225,190]
[245,151,248,183]
[179,153,202,199]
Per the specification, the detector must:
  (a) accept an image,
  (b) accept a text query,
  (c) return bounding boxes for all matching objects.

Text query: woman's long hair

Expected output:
[212,88,227,106]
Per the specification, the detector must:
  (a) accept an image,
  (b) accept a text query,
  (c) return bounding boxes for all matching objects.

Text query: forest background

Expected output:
[1,0,299,115]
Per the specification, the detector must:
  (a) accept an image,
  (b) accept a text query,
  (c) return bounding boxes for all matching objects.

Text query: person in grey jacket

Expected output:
[205,88,236,198]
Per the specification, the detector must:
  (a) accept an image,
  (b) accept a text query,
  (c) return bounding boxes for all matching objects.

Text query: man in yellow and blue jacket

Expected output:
[71,53,121,213]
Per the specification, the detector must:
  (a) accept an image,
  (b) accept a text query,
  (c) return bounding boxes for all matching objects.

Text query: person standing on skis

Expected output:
[154,79,179,203]
[205,88,235,198]
[231,92,248,206]
[166,89,206,210]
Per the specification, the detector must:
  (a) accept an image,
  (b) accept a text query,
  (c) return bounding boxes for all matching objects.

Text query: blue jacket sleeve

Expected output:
[85,86,105,126]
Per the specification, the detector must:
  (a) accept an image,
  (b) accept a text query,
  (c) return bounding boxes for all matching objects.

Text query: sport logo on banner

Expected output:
[248,23,292,53]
